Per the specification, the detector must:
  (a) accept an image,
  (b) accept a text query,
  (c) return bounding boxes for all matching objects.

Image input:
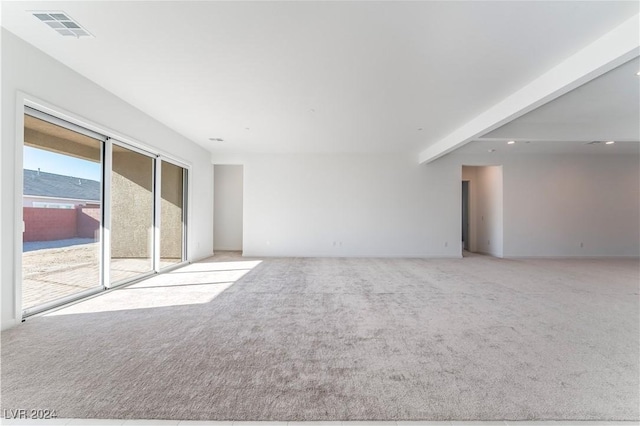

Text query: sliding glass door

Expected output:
[22,107,189,316]
[160,160,187,268]
[22,112,104,314]
[110,144,155,284]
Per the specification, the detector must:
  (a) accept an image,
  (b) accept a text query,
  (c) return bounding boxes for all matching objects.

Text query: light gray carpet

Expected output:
[1,253,638,420]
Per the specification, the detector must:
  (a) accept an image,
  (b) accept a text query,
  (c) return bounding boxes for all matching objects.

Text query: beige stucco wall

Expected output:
[160,161,184,260]
[110,152,184,261]
[110,148,153,259]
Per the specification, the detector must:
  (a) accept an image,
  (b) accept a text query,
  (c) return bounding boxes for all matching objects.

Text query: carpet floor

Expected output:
[1,253,638,421]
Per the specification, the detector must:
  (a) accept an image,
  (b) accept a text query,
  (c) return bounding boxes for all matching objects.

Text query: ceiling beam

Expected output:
[418,14,640,164]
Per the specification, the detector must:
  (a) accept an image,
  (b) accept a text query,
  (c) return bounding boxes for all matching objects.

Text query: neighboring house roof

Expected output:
[23,169,100,202]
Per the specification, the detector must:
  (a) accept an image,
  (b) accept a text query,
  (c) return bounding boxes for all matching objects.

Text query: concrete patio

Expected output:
[22,240,180,309]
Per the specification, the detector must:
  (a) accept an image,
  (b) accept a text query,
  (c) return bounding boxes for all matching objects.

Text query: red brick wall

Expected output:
[23,207,77,242]
[77,206,101,239]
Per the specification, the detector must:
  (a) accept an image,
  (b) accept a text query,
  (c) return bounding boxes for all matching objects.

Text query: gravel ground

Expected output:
[22,241,100,276]
[23,238,97,253]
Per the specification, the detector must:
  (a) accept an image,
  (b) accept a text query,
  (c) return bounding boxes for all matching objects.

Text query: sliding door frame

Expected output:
[157,156,190,272]
[102,138,113,287]
[21,107,107,317]
[154,157,162,273]
[107,139,158,289]
[16,94,192,320]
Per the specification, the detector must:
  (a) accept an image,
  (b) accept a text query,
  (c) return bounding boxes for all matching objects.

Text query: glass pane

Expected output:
[160,161,185,268]
[22,114,102,311]
[111,145,154,283]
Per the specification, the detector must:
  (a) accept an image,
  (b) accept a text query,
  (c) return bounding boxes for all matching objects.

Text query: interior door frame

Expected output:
[462,180,470,253]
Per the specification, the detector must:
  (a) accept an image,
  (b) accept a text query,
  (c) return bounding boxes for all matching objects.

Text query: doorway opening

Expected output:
[462,180,469,252]
[213,165,244,253]
[461,165,504,258]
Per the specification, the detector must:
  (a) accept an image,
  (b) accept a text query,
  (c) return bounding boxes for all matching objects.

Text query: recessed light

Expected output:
[636,71,640,76]
[507,140,515,145]
[209,138,224,142]
[30,10,93,38]
[605,141,615,145]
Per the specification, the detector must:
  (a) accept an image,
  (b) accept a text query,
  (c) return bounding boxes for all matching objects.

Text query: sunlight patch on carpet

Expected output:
[45,259,262,316]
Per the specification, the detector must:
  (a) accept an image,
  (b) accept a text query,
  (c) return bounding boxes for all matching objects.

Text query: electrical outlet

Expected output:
[444,241,448,247]
[580,242,584,248]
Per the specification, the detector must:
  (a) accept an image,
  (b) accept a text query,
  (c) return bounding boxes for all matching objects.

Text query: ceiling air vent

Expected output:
[31,11,93,38]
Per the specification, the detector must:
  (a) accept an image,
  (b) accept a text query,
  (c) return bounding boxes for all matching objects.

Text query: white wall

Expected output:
[214,165,244,251]
[460,152,639,257]
[1,30,214,330]
[475,166,504,257]
[217,152,463,258]
[215,150,638,260]
[502,153,639,257]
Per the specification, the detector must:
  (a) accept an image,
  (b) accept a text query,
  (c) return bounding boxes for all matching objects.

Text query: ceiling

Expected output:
[2,1,638,157]
[457,140,640,156]
[458,56,640,155]
[482,57,640,144]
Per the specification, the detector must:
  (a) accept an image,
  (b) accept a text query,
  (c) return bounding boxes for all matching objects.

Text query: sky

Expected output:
[23,146,101,181]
